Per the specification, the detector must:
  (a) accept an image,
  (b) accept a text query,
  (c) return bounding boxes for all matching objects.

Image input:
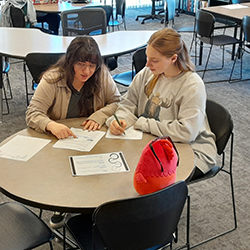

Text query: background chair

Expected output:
[10,5,25,27]
[10,4,54,34]
[61,8,118,71]
[230,15,250,82]
[113,47,146,94]
[24,52,64,105]
[61,8,107,36]
[194,10,242,83]
[0,202,54,250]
[188,99,237,248]
[108,0,127,30]
[85,4,113,28]
[65,181,189,250]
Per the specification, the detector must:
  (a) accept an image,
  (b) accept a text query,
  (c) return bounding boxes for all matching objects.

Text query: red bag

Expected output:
[134,136,179,195]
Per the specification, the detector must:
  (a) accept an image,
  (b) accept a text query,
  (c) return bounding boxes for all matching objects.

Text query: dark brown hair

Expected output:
[44,36,104,116]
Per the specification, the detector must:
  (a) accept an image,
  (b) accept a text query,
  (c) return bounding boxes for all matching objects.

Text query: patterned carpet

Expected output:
[1,5,250,250]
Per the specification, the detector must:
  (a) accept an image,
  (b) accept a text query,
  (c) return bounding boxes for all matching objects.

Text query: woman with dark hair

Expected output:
[106,28,217,180]
[26,36,121,139]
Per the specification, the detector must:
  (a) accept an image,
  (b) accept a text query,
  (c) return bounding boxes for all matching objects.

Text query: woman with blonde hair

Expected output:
[106,28,217,180]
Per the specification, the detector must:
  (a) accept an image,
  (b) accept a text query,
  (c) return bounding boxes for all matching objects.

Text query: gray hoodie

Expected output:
[0,0,37,27]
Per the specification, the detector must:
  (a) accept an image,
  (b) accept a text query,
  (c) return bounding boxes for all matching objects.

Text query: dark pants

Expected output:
[37,13,60,35]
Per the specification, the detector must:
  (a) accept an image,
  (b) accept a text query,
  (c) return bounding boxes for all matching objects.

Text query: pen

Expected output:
[113,113,126,135]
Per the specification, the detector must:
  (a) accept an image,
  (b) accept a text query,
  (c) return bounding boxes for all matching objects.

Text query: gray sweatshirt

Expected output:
[106,67,217,173]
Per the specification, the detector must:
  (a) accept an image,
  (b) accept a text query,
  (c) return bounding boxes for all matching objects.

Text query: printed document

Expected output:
[106,126,143,140]
[0,135,51,161]
[53,128,105,152]
[69,151,130,176]
[222,4,248,9]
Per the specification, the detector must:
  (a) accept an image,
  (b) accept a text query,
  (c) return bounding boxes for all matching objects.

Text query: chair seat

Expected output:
[113,70,134,87]
[189,166,221,184]
[2,61,10,73]
[0,202,53,250]
[200,35,241,46]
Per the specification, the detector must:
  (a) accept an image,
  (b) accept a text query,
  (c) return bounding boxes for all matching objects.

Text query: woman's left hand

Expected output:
[81,120,101,131]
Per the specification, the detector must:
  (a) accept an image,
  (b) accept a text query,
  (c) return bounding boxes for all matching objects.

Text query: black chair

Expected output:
[0,202,54,250]
[24,52,65,105]
[113,47,146,94]
[108,0,127,30]
[65,181,190,250]
[10,5,26,27]
[61,8,118,71]
[230,15,250,82]
[2,59,12,115]
[10,4,54,34]
[188,99,237,248]
[61,8,107,36]
[85,4,113,27]
[194,10,242,83]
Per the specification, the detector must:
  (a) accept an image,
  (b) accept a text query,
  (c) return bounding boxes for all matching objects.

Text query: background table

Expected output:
[0,28,155,122]
[34,1,99,13]
[201,4,250,63]
[0,118,195,213]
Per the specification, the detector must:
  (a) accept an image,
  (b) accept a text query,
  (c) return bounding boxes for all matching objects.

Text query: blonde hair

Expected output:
[146,28,195,96]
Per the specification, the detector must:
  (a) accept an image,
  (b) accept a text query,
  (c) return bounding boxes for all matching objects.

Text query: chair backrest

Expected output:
[92,181,188,250]
[25,52,65,83]
[195,10,215,38]
[206,99,233,155]
[61,8,107,36]
[115,0,126,18]
[132,47,146,76]
[85,5,113,26]
[242,15,250,43]
[10,5,26,27]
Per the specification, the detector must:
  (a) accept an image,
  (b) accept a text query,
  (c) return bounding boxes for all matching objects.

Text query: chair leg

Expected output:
[229,46,243,83]
[201,45,213,80]
[3,72,13,100]
[173,195,190,250]
[2,75,10,115]
[49,241,54,250]
[23,62,31,106]
[190,135,237,249]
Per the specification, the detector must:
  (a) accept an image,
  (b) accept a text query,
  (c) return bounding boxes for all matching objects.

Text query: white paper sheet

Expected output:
[105,126,143,140]
[0,135,51,161]
[69,151,130,176]
[222,4,249,9]
[53,128,105,152]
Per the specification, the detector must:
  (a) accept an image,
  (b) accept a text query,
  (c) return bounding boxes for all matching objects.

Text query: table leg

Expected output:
[0,55,3,123]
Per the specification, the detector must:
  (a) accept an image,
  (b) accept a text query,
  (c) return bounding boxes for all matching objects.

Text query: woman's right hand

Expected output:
[46,121,77,139]
[110,119,127,135]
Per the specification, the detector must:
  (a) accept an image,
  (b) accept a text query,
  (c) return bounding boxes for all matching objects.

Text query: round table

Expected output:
[0,118,195,212]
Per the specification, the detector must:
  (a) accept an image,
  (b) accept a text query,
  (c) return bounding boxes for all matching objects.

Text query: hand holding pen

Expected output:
[110,113,126,135]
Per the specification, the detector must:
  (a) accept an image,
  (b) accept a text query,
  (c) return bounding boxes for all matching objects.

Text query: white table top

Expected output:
[203,3,250,22]
[0,27,155,59]
[0,118,195,212]
[0,28,155,121]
